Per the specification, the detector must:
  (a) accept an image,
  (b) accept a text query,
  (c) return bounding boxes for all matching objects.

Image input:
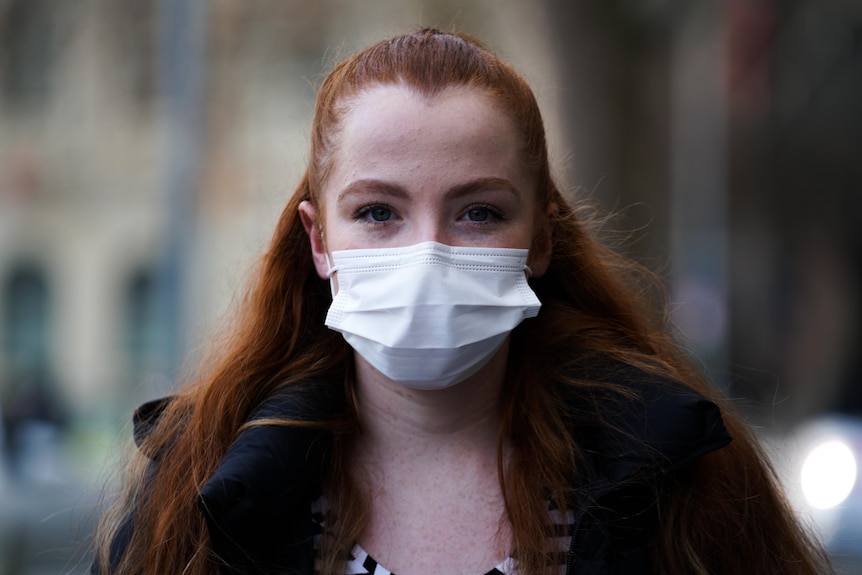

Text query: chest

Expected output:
[363,465,511,573]
[312,494,574,575]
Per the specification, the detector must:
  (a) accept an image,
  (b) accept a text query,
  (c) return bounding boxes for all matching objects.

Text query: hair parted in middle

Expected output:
[92,28,830,575]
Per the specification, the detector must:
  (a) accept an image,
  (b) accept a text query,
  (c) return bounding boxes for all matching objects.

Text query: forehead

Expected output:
[341,83,509,130]
[322,84,528,194]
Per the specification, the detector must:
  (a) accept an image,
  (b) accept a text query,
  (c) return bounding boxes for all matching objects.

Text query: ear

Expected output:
[298,200,330,280]
[529,203,556,279]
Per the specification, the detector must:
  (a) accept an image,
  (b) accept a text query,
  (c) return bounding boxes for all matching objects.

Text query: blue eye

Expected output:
[369,206,392,221]
[355,204,394,223]
[468,207,490,221]
[464,205,502,223]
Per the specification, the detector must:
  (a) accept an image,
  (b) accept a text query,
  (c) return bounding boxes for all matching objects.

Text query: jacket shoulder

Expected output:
[560,363,732,484]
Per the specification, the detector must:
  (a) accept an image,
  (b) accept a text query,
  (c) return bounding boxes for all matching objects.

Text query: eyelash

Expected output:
[462,203,505,224]
[353,203,395,225]
[351,203,506,226]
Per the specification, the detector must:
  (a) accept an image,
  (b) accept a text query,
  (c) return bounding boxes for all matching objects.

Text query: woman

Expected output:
[93,29,830,574]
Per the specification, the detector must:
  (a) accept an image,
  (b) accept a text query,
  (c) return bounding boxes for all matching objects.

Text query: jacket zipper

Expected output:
[562,480,643,575]
[564,485,612,575]
[564,504,589,575]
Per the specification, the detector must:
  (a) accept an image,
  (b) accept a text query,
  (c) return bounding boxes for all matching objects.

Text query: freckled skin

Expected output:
[298,85,548,574]
[300,84,544,258]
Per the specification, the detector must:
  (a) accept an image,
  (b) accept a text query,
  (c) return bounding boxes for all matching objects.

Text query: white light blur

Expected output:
[800,440,857,510]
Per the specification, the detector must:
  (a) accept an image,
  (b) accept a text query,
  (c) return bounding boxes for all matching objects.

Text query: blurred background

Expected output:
[0,0,860,573]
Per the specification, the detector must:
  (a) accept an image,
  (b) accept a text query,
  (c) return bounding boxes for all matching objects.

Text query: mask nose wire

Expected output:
[325,246,532,296]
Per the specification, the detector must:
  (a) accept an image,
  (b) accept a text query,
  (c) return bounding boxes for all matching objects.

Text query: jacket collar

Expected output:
[566,375,732,490]
[132,370,730,574]
[133,384,347,574]
[196,383,346,573]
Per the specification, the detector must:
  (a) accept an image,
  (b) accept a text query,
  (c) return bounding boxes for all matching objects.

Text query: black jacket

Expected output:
[101,373,731,574]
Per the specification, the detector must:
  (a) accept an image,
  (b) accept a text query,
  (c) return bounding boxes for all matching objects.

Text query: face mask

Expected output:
[324,241,541,390]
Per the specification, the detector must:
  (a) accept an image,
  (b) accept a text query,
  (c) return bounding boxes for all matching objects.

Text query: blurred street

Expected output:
[2,0,861,572]
[0,424,97,574]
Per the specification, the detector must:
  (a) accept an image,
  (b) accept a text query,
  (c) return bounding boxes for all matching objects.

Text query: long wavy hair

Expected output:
[93,29,830,574]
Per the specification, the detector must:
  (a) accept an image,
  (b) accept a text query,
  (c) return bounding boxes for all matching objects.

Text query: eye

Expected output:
[463,204,503,223]
[369,206,392,221]
[354,204,394,223]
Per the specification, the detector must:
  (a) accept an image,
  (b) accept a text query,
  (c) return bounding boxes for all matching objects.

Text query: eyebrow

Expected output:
[444,177,520,201]
[336,177,520,205]
[336,180,409,205]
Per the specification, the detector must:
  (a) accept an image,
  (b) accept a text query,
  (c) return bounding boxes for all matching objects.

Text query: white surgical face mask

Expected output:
[324,241,541,390]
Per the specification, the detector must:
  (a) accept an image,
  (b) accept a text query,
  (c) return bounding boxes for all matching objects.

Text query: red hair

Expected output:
[94,29,830,574]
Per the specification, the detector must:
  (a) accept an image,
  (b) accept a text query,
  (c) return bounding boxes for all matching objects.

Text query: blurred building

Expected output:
[0,0,859,466]
[0,2,560,571]
[2,0,861,572]
[542,0,862,428]
[0,0,859,472]
[0,0,560,468]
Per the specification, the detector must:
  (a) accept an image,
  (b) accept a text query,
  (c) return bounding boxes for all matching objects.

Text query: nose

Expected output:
[409,213,451,246]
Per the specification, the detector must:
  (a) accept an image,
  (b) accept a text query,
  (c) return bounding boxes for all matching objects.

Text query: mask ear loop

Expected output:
[523,265,534,278]
[325,252,339,297]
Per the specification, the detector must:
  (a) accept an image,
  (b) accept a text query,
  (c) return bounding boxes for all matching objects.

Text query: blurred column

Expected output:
[155,0,207,385]
[669,4,730,386]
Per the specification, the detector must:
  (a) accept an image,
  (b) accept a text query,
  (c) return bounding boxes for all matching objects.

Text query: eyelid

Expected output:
[461,203,505,222]
[353,202,398,224]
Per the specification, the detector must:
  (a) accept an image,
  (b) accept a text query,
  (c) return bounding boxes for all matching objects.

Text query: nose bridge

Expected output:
[411,206,450,245]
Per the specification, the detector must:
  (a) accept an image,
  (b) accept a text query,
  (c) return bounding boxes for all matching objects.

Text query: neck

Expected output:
[353,341,510,451]
[347,342,514,572]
